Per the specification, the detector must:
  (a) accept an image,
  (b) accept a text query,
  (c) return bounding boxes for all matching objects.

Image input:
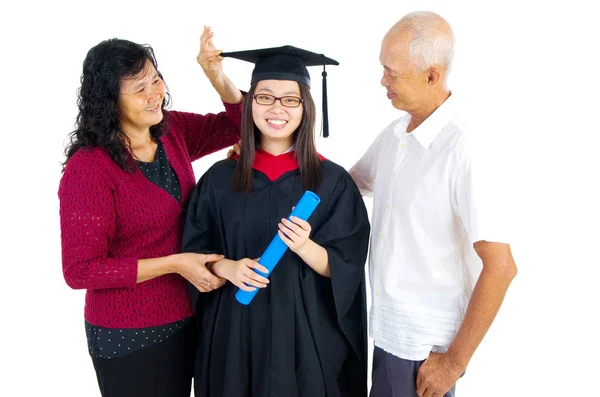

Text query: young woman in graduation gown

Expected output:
[182,46,370,397]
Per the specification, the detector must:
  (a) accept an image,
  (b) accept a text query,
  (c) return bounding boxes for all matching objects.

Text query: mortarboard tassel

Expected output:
[322,55,329,138]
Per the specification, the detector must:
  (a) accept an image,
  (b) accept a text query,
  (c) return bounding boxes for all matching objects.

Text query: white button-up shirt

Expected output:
[350,94,506,360]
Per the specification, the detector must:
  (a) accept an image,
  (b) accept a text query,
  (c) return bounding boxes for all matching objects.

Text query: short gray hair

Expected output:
[396,11,455,72]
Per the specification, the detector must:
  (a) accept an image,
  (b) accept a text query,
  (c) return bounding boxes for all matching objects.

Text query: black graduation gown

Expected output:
[182,152,370,397]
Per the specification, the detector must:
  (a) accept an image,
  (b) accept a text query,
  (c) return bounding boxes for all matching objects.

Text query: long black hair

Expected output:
[62,38,171,172]
[232,82,322,192]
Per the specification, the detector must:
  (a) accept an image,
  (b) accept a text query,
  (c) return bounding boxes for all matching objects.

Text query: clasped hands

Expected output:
[186,214,312,292]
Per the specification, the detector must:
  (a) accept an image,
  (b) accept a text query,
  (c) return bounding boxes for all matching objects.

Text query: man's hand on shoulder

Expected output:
[226,140,241,159]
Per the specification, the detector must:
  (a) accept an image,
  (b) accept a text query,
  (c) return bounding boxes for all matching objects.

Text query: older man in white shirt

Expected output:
[350,11,517,397]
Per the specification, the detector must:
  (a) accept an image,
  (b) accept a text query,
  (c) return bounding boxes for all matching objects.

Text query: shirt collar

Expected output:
[405,93,458,149]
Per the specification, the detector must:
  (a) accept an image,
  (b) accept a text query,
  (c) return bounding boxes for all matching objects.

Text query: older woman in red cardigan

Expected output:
[58,26,241,397]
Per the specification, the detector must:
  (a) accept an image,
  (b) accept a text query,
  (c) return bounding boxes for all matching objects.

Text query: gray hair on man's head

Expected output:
[395,11,455,73]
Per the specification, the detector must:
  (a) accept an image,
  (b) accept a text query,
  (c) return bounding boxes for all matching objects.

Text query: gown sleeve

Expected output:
[181,169,221,256]
[311,170,371,396]
[181,168,223,309]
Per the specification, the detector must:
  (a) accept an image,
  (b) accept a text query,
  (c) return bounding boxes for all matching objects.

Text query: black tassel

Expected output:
[322,55,329,138]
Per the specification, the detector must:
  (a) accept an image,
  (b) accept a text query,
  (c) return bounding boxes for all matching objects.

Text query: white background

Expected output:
[1,0,599,396]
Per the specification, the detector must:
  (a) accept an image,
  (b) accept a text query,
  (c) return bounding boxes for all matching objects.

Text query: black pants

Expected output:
[91,319,197,397]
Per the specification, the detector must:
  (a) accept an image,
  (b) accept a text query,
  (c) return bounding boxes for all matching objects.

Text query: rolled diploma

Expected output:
[235,190,321,305]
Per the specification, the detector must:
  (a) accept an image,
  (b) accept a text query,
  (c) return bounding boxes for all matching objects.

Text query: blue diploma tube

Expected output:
[235,190,321,305]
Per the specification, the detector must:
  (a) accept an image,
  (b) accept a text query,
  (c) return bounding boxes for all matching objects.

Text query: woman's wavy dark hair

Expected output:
[232,82,322,192]
[62,38,171,172]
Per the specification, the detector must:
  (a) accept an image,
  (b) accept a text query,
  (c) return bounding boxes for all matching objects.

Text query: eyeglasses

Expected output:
[253,94,304,108]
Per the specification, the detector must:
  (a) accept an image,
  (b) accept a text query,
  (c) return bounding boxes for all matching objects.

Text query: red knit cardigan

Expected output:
[59,104,241,328]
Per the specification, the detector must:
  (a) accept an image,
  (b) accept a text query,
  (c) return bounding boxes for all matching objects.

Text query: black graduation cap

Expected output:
[221,45,339,138]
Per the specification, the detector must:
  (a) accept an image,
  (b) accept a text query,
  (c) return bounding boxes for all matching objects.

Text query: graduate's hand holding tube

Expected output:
[234,191,322,305]
[211,258,270,292]
[279,214,331,278]
[278,215,311,253]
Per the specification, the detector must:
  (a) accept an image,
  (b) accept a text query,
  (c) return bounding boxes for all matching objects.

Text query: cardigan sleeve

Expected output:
[166,101,242,162]
[58,151,138,290]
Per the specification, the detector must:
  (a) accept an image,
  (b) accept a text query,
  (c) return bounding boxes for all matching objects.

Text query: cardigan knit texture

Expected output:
[59,104,241,328]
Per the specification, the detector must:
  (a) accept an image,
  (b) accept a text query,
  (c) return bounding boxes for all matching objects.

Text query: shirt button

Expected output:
[400,143,406,148]
[375,263,379,268]
[386,203,390,209]
[392,173,396,179]
[376,291,380,296]
[380,233,384,238]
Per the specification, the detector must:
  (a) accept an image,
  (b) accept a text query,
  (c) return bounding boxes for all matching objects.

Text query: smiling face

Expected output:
[379,28,429,114]
[116,60,166,136]
[252,79,303,149]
